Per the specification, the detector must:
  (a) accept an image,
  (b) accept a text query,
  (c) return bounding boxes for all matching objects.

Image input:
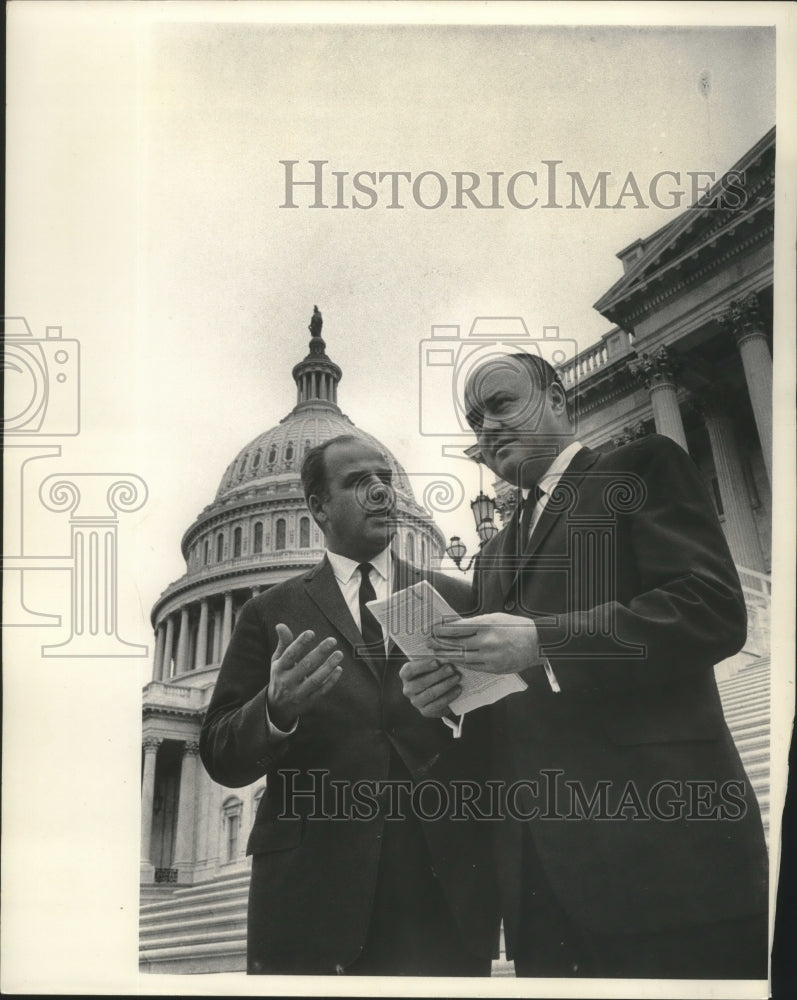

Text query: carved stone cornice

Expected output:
[611,420,650,449]
[143,705,206,723]
[493,486,522,525]
[627,346,683,391]
[718,292,768,346]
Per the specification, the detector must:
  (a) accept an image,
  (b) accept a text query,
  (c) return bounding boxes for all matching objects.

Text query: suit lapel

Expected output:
[303,556,384,683]
[517,446,600,567]
[488,447,599,599]
[498,501,523,597]
[304,554,413,683]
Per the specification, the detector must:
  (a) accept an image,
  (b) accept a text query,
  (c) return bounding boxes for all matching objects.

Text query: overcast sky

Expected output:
[7,12,780,649]
[129,20,777,643]
[4,5,793,992]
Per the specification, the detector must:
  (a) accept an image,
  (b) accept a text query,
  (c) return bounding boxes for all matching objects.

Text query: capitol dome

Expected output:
[215,409,418,508]
[149,310,445,674]
[141,308,451,900]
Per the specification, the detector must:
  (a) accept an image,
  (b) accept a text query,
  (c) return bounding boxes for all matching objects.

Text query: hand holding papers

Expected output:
[369,580,527,715]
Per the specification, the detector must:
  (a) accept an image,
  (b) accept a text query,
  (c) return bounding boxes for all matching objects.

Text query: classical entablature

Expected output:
[593,125,774,337]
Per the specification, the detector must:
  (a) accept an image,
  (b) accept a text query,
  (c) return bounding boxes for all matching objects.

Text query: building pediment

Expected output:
[594,126,775,329]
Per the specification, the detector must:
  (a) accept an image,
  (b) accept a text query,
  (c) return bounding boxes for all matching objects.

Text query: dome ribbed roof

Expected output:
[215,404,416,504]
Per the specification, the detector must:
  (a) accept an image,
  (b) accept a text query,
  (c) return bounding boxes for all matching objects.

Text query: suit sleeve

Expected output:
[199,598,286,787]
[534,436,747,694]
[431,571,478,617]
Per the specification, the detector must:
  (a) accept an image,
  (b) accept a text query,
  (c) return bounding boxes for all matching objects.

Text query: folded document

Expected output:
[369,580,527,714]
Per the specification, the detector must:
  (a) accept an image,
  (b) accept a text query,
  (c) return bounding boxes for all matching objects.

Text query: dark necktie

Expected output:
[519,485,545,545]
[357,563,387,666]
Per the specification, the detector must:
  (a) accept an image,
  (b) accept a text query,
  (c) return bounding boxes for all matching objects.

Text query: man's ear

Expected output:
[308,494,327,529]
[549,382,569,419]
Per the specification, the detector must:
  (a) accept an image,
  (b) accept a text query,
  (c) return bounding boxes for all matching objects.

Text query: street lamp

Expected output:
[446,491,499,571]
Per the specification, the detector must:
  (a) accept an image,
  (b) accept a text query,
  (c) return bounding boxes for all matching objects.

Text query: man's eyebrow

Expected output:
[344,468,391,485]
[466,388,514,421]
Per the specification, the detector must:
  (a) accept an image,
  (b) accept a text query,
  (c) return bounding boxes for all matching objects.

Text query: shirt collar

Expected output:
[522,441,583,500]
[326,546,393,586]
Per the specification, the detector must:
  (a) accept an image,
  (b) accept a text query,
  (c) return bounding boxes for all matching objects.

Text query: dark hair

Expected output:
[300,434,363,503]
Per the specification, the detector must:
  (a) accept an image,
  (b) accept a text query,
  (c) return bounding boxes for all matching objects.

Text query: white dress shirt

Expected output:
[326,547,392,650]
[521,440,583,694]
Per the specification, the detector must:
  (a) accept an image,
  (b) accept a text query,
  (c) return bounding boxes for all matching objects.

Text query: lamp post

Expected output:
[446,491,499,571]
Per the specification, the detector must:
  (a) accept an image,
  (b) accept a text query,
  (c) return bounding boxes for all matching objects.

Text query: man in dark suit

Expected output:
[199,434,499,976]
[402,353,768,979]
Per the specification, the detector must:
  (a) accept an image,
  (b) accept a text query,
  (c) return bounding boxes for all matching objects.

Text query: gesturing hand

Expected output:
[431,613,541,675]
[267,624,344,731]
[399,657,462,718]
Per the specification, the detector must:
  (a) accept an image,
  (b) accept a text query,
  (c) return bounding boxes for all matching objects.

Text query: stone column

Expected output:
[212,606,223,662]
[152,624,165,682]
[719,293,773,482]
[194,767,211,875]
[221,592,233,654]
[175,606,190,675]
[188,619,197,672]
[140,737,161,867]
[206,778,222,869]
[628,347,688,452]
[251,585,261,599]
[173,741,200,882]
[195,599,209,669]
[162,615,175,680]
[697,393,765,572]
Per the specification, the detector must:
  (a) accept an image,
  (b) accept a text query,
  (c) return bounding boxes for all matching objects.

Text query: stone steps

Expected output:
[140,871,250,973]
[140,658,772,975]
[715,659,771,844]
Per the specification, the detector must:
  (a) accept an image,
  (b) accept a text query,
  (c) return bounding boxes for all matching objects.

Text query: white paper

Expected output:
[369,580,527,715]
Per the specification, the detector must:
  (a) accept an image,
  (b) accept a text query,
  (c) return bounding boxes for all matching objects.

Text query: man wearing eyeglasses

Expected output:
[401,352,768,980]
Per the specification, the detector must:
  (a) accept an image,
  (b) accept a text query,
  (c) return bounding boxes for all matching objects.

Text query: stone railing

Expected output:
[143,682,207,712]
[558,328,635,388]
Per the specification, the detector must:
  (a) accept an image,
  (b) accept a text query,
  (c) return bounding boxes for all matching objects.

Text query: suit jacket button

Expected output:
[504,600,516,612]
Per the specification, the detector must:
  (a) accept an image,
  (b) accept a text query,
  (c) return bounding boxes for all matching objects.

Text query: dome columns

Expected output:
[222,592,234,650]
[291,308,343,413]
[175,607,191,674]
[195,599,209,669]
[161,616,175,679]
[152,623,166,682]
